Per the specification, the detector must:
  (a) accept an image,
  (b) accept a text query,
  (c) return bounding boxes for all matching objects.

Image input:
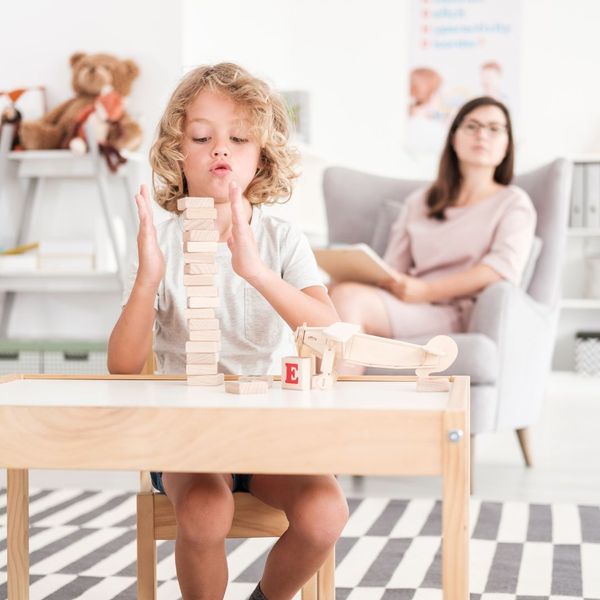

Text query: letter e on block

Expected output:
[281,357,312,391]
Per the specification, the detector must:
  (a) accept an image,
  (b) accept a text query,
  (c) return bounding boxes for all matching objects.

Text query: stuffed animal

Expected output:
[20,52,142,151]
[65,85,128,171]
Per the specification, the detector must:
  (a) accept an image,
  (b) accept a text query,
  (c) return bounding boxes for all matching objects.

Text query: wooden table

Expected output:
[0,373,470,600]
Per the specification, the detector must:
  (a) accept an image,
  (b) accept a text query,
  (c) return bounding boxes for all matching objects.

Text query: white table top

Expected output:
[0,378,450,412]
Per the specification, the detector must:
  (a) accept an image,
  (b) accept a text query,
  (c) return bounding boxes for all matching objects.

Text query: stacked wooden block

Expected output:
[180,197,224,386]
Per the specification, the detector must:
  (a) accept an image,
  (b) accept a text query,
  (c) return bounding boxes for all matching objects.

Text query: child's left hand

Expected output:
[227,181,268,284]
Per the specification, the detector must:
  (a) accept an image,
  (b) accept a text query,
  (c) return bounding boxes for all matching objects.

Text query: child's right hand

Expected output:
[134,184,165,289]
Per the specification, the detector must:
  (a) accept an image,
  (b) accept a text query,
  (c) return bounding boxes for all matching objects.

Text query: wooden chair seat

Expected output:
[136,477,335,600]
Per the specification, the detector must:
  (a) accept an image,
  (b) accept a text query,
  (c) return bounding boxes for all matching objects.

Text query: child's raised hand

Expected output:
[134,184,165,288]
[227,181,267,284]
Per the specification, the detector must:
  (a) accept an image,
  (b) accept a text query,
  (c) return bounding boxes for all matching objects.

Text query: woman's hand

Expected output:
[380,274,432,303]
[227,181,268,284]
[134,184,165,289]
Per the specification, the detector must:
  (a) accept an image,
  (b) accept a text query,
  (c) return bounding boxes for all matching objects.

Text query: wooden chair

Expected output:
[136,352,335,600]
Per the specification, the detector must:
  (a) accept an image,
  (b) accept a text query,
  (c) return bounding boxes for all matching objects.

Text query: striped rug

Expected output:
[1,489,599,600]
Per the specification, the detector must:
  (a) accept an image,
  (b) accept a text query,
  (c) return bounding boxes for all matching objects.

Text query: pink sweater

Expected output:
[383,185,537,289]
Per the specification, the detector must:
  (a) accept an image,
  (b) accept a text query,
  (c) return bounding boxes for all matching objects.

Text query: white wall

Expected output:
[2,0,600,362]
[183,0,600,233]
[1,0,183,339]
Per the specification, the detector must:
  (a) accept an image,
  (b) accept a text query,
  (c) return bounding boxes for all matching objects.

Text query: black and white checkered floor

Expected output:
[1,489,599,599]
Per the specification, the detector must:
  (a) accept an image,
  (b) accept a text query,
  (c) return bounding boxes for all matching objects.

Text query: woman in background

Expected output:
[330,96,536,373]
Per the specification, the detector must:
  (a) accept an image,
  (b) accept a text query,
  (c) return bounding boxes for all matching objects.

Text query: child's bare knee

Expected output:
[174,484,234,545]
[288,490,349,548]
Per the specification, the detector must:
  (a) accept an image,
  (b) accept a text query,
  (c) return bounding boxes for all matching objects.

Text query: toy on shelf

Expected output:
[20,52,141,153]
[64,85,127,172]
[291,321,458,391]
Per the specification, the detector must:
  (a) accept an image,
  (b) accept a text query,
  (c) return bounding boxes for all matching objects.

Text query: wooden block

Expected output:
[189,318,220,330]
[177,197,214,210]
[183,219,217,231]
[281,357,312,391]
[184,263,218,275]
[183,308,216,319]
[240,375,273,388]
[185,241,219,253]
[183,207,218,220]
[185,286,218,297]
[416,376,450,392]
[188,296,219,308]
[183,274,216,286]
[184,230,219,242]
[184,252,216,264]
[186,363,219,375]
[186,341,221,353]
[186,352,219,364]
[187,373,224,386]
[225,380,269,395]
[189,329,221,341]
[311,373,335,390]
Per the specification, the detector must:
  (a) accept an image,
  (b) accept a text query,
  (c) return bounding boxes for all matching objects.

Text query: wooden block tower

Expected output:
[179,197,224,386]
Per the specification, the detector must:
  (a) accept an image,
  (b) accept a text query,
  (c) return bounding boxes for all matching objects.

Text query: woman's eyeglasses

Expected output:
[459,119,508,137]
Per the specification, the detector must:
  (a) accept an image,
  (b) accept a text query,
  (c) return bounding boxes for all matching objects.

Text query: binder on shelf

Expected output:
[584,163,600,228]
[570,163,585,228]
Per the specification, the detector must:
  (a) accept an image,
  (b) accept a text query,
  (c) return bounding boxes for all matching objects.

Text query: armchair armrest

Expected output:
[467,280,558,431]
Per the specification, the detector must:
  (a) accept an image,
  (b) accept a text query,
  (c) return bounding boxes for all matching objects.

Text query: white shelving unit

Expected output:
[0,123,140,337]
[554,156,600,370]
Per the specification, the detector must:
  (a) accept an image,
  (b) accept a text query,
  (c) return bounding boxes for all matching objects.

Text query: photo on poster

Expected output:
[406,0,521,152]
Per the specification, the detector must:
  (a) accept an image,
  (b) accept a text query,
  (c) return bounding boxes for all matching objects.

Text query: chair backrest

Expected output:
[323,158,572,306]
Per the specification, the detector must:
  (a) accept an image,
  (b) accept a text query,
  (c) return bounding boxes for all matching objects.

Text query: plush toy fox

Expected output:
[65,86,127,171]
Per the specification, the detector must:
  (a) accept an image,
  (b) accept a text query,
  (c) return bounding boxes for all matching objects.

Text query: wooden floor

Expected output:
[1,371,599,504]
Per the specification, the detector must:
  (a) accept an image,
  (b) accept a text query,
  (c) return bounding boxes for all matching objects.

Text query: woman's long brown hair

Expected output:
[426,96,514,220]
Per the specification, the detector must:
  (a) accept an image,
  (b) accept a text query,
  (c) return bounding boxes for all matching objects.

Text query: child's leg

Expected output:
[161,472,235,600]
[329,282,393,374]
[249,474,349,600]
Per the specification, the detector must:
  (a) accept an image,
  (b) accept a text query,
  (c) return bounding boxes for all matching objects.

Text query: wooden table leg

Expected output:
[442,412,469,600]
[7,468,29,600]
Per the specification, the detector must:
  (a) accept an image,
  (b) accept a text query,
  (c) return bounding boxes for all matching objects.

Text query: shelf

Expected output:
[7,149,143,179]
[560,298,600,309]
[567,228,600,237]
[0,272,122,293]
[571,154,600,163]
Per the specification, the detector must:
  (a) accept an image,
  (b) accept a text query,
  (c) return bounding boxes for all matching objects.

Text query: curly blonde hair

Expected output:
[150,63,299,213]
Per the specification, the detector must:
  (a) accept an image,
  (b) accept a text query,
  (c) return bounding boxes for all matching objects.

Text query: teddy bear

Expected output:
[20,52,142,152]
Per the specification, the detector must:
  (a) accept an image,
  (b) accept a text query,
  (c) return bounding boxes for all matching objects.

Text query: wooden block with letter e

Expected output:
[281,357,312,391]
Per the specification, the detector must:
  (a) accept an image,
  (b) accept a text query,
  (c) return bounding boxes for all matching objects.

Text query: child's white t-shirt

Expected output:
[122,205,325,375]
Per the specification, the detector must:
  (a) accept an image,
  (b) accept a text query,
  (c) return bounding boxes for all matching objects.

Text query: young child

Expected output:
[107,63,348,600]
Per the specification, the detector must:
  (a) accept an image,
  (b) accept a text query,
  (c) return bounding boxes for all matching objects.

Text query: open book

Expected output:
[313,243,398,285]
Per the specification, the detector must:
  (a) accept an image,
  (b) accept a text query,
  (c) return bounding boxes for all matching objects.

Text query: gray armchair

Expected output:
[323,159,572,466]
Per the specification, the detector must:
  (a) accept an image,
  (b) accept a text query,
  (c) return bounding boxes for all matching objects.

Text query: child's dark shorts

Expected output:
[150,471,252,495]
